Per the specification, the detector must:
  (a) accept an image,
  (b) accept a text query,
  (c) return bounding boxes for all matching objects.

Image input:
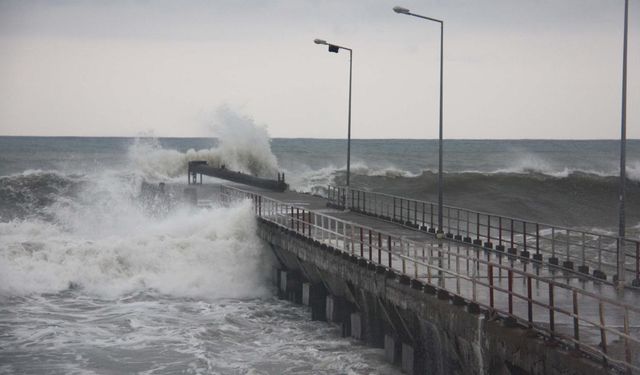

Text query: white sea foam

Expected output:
[349,161,421,178]
[286,162,421,193]
[489,153,640,181]
[1,109,278,299]
[0,196,271,299]
[628,160,640,182]
[285,165,338,193]
[0,294,399,374]
[491,154,586,177]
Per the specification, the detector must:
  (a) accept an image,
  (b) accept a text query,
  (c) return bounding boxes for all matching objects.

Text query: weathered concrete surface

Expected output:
[351,312,362,340]
[402,343,415,374]
[259,219,613,375]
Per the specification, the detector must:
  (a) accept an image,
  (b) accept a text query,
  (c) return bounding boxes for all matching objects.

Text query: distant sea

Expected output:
[1,134,639,374]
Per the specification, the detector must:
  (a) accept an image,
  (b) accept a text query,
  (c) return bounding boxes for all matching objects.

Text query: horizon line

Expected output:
[1,135,639,141]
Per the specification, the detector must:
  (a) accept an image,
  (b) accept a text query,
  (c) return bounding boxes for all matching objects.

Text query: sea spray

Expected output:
[128,107,279,180]
[212,106,279,177]
[1,153,272,298]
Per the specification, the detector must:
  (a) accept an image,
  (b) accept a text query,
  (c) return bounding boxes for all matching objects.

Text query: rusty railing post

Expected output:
[388,235,393,268]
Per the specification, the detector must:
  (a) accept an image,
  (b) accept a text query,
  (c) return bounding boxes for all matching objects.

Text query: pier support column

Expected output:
[326,295,353,337]
[303,282,327,321]
[361,290,385,348]
[350,312,362,340]
[401,343,415,375]
[278,270,287,297]
[384,335,402,365]
[278,270,302,303]
[272,267,280,287]
[326,295,338,323]
[302,282,311,305]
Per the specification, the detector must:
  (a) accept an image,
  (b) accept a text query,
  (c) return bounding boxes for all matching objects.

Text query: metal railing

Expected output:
[223,184,640,374]
[328,185,640,286]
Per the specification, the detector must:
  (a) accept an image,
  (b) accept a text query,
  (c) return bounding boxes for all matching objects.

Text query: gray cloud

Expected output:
[0,0,638,138]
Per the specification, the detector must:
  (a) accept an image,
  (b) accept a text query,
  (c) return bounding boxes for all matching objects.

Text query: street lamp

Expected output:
[314,38,353,207]
[618,0,630,286]
[393,6,445,236]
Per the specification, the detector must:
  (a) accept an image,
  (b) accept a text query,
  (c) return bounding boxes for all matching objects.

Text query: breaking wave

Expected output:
[0,170,83,222]
[0,195,271,299]
[0,117,275,299]
[129,107,279,180]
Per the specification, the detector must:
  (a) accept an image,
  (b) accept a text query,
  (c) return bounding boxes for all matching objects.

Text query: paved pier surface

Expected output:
[182,180,640,373]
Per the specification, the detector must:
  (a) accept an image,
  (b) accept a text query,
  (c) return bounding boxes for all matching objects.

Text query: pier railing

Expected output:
[222,184,640,374]
[327,185,640,286]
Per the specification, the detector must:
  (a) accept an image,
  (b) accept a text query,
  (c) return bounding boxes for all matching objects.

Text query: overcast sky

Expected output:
[0,0,638,139]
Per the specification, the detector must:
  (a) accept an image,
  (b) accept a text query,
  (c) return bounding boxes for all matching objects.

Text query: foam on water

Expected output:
[628,160,640,181]
[0,198,270,299]
[484,153,640,182]
[1,135,273,299]
[285,161,421,194]
[0,294,399,374]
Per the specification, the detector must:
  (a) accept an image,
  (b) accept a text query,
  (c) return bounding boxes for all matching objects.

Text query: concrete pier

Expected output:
[262,220,610,375]
[180,180,639,374]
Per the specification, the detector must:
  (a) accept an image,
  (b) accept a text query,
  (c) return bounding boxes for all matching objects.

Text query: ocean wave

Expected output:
[368,169,639,195]
[285,165,338,193]
[0,170,83,222]
[486,166,638,180]
[0,148,274,299]
[628,161,640,181]
[350,163,421,178]
[344,168,640,232]
[0,200,272,299]
[129,107,279,180]
[285,162,420,193]
[285,160,640,196]
[355,166,639,182]
[480,153,640,181]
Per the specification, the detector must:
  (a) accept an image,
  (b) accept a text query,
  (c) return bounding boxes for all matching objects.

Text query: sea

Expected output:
[1,118,639,374]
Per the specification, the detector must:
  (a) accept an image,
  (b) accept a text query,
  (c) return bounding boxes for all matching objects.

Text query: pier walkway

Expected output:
[192,180,640,373]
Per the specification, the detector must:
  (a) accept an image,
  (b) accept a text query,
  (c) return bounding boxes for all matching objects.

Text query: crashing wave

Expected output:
[129,107,279,180]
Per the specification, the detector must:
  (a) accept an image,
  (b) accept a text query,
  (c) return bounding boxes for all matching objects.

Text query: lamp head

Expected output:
[314,39,328,45]
[393,6,410,14]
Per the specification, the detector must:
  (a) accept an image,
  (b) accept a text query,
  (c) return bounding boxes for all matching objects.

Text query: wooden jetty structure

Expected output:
[183,174,640,375]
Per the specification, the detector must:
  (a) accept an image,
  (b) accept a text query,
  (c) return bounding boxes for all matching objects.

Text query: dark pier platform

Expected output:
[187,161,288,192]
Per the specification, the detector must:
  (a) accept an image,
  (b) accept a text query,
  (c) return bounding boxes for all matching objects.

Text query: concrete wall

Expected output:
[258,219,613,375]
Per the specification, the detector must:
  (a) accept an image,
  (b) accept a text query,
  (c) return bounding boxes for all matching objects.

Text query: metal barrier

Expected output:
[223,184,640,374]
[328,185,640,286]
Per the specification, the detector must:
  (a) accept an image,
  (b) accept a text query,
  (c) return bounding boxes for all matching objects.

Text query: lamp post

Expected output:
[314,38,353,206]
[393,6,445,236]
[618,0,630,287]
